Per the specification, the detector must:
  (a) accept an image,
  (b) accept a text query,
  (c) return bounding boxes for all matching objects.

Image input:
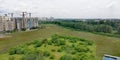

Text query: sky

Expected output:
[0,0,120,18]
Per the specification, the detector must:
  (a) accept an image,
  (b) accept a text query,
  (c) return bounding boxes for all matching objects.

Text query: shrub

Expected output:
[9,46,24,55]
[15,48,24,54]
[34,41,42,48]
[61,46,66,50]
[75,46,90,52]
[32,40,40,44]
[49,55,55,59]
[58,39,66,45]
[26,49,39,55]
[60,55,73,60]
[9,48,16,55]
[86,41,93,45]
[36,54,45,60]
[57,49,62,52]
[48,41,52,45]
[72,57,77,60]
[43,51,50,57]
[22,54,37,60]
[51,49,56,52]
[21,28,26,31]
[79,39,86,42]
[70,50,76,55]
[69,39,76,43]
[42,39,48,44]
[71,44,75,47]
[44,44,47,47]
[9,56,15,60]
[79,39,93,45]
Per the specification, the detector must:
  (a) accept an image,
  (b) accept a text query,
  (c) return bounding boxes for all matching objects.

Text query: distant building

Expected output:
[49,17,54,21]
[0,15,39,32]
[0,15,15,31]
[15,17,39,31]
[103,54,120,60]
[39,17,54,21]
[0,16,4,31]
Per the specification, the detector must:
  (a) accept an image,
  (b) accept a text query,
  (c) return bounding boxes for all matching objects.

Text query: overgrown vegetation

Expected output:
[7,34,95,60]
[1,24,120,60]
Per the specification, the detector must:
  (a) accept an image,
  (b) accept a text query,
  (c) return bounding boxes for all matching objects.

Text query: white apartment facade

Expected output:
[0,15,39,32]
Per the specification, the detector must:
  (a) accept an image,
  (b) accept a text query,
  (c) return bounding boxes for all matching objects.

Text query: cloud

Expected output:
[0,0,120,18]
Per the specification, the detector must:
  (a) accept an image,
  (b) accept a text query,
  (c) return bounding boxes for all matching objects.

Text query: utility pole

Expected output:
[8,13,14,18]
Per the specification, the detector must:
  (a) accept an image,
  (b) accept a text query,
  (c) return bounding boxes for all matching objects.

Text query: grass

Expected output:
[0,35,95,60]
[0,24,120,60]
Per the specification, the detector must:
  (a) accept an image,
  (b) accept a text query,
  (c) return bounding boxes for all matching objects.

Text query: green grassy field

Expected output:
[0,24,120,60]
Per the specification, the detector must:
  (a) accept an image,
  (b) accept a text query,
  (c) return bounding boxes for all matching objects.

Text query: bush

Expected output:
[70,50,76,55]
[36,54,45,60]
[32,40,40,44]
[44,44,47,47]
[15,48,24,54]
[75,46,90,52]
[9,48,16,55]
[57,49,62,52]
[51,49,56,52]
[22,54,37,60]
[43,51,50,57]
[34,41,42,48]
[48,41,52,45]
[25,49,39,55]
[58,39,66,45]
[71,44,75,47]
[60,55,73,60]
[42,39,48,44]
[72,57,77,60]
[61,46,66,50]
[21,28,26,31]
[69,40,76,43]
[9,56,15,60]
[49,55,55,59]
[9,47,24,55]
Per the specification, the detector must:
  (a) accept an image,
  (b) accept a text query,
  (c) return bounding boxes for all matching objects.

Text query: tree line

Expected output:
[40,19,120,34]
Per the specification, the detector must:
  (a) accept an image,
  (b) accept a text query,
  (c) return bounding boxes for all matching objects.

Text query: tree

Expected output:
[117,27,120,34]
[95,25,113,33]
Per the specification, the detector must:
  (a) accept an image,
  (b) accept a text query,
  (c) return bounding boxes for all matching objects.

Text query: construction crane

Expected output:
[21,12,32,29]
[28,13,31,18]
[8,13,14,22]
[8,13,14,17]
[21,12,27,28]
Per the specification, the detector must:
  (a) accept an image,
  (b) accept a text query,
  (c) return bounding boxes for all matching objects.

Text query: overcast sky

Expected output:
[0,0,120,18]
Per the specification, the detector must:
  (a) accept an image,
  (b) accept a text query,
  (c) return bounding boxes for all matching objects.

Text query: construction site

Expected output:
[0,12,39,32]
